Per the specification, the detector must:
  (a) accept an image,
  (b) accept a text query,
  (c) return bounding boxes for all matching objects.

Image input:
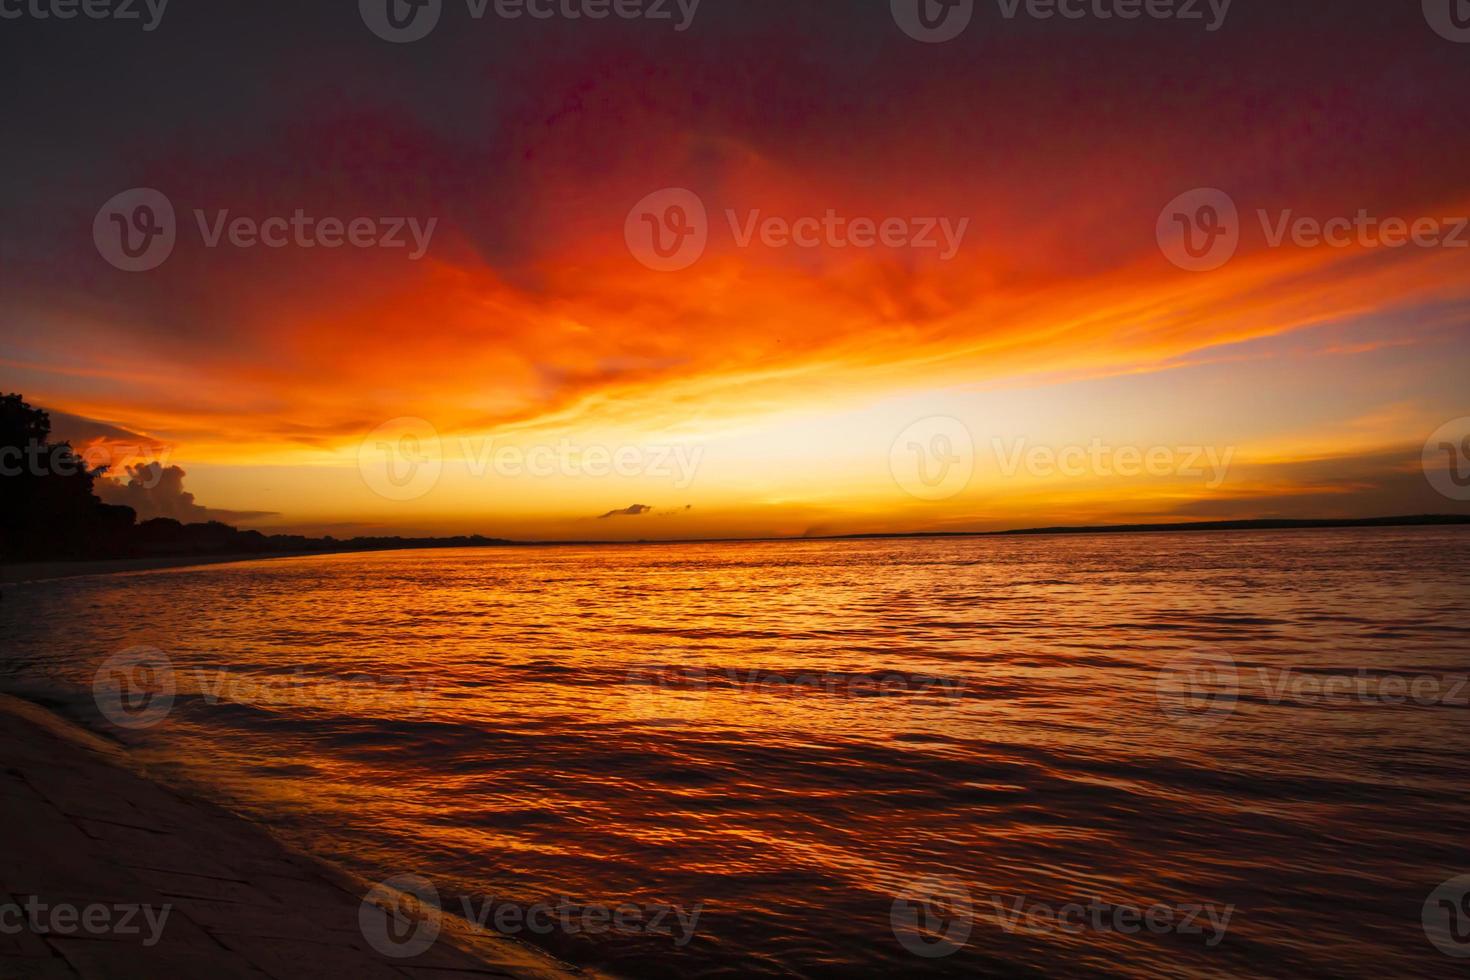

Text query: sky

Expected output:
[2,0,1468,540]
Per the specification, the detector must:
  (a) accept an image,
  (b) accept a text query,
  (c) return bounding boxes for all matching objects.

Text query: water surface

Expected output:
[4,528,1468,977]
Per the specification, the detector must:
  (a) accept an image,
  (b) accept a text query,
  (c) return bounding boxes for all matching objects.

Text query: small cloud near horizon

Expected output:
[597,504,653,519]
[596,504,695,519]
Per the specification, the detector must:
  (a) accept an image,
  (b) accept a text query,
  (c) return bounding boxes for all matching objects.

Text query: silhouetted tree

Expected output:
[2,393,516,563]
[0,393,137,561]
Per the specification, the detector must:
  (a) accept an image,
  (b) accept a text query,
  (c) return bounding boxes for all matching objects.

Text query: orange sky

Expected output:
[3,3,1467,539]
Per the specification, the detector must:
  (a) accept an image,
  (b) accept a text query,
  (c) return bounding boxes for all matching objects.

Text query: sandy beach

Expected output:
[0,692,574,979]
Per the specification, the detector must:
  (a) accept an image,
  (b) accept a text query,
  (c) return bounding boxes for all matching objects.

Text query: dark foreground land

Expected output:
[0,694,567,980]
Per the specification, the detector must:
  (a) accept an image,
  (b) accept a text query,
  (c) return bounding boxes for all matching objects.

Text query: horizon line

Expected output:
[253,513,1470,549]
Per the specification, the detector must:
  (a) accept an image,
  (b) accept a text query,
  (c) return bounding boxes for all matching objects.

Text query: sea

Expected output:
[3,527,1468,977]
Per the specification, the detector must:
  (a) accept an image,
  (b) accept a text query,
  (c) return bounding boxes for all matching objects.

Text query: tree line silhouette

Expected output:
[0,394,510,563]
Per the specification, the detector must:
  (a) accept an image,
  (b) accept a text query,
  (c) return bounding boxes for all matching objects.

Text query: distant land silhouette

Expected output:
[0,394,511,563]
[828,515,1470,540]
[3,392,1466,565]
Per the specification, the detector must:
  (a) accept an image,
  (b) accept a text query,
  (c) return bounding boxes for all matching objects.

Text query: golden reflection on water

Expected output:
[3,528,1469,976]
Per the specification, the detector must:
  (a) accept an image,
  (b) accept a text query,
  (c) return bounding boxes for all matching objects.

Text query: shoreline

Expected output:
[4,515,1467,584]
[1,552,326,586]
[0,692,576,979]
